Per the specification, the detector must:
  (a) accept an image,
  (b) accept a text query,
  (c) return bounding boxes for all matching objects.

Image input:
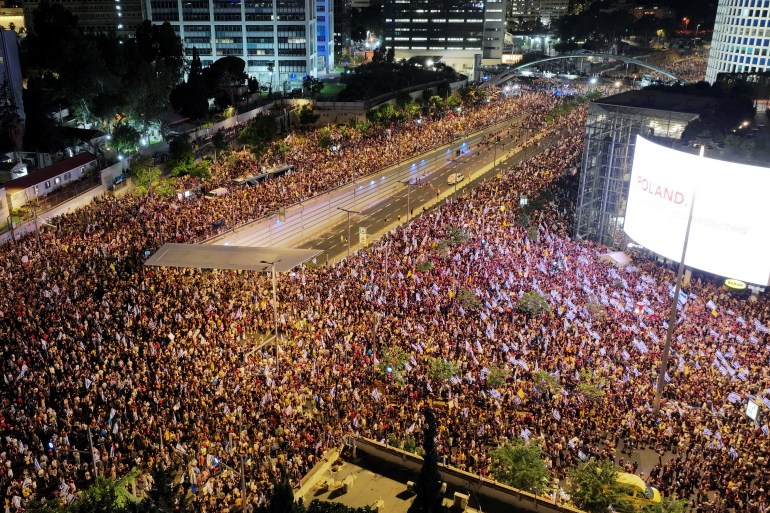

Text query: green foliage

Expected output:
[643,497,688,513]
[408,408,448,513]
[577,369,606,402]
[486,365,510,389]
[568,460,632,513]
[456,287,482,311]
[130,157,161,188]
[379,346,409,375]
[515,291,551,317]
[415,261,434,272]
[388,433,400,448]
[303,76,324,98]
[298,105,320,125]
[154,178,178,198]
[239,115,278,151]
[427,357,457,382]
[168,135,196,176]
[211,129,229,158]
[427,96,448,117]
[318,128,333,149]
[274,140,291,157]
[526,226,539,241]
[490,440,550,495]
[112,123,140,155]
[403,435,417,454]
[445,226,469,245]
[304,500,373,513]
[532,370,561,395]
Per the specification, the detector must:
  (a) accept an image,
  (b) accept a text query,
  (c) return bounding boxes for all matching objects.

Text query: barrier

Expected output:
[349,436,585,513]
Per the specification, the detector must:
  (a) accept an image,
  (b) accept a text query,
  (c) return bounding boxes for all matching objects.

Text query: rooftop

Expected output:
[593,89,728,115]
[3,152,96,193]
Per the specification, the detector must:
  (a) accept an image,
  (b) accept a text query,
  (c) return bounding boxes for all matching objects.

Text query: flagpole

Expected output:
[653,144,702,415]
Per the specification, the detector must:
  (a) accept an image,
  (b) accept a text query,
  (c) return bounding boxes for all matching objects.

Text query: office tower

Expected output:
[382,0,508,74]
[145,0,319,92]
[23,0,144,39]
[706,0,770,83]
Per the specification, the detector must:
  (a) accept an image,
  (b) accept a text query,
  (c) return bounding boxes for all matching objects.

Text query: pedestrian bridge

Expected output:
[488,51,684,87]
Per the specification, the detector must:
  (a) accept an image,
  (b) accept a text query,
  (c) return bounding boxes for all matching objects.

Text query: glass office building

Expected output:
[145,0,319,92]
[706,0,770,83]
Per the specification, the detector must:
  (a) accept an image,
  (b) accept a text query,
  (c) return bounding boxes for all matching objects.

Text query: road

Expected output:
[211,116,542,261]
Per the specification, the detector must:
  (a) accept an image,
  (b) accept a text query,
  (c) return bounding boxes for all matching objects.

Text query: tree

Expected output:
[486,365,510,388]
[112,122,140,155]
[303,76,324,99]
[139,465,176,513]
[490,440,551,495]
[427,357,456,382]
[211,129,229,162]
[168,134,195,175]
[568,460,632,513]
[204,56,248,108]
[268,466,301,513]
[577,368,606,402]
[532,370,560,395]
[516,291,551,317]
[407,408,447,513]
[643,497,688,513]
[298,105,320,125]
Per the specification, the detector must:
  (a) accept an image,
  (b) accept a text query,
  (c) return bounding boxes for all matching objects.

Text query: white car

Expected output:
[447,173,465,185]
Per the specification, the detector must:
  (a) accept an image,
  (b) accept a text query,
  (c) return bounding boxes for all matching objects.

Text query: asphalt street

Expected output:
[296,126,553,264]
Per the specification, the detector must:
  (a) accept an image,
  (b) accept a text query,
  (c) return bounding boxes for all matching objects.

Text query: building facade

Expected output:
[382,0,508,74]
[706,0,770,83]
[23,0,144,39]
[144,0,319,92]
[317,0,334,71]
[575,91,716,248]
[508,0,568,26]
[0,28,24,132]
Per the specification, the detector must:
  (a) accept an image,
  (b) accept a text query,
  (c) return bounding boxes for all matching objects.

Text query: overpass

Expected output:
[488,51,684,87]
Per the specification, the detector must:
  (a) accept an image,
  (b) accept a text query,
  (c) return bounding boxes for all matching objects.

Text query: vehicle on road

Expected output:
[447,173,465,185]
[616,472,662,508]
[205,187,229,199]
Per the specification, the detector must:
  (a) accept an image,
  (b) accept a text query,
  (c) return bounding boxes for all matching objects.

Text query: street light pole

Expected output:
[258,260,281,373]
[337,207,359,257]
[239,408,247,513]
[652,144,702,415]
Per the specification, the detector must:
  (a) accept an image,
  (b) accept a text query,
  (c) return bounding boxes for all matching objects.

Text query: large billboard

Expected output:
[625,136,770,285]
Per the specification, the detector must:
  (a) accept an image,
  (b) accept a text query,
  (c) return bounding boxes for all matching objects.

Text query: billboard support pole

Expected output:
[652,145,702,416]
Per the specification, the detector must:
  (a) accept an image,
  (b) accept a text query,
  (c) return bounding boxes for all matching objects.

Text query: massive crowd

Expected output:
[1,83,769,513]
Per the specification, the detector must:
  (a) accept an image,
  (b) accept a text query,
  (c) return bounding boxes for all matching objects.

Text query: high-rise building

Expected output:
[23,0,144,39]
[706,0,770,83]
[317,0,334,71]
[509,0,568,26]
[0,28,24,123]
[145,0,319,92]
[382,0,508,74]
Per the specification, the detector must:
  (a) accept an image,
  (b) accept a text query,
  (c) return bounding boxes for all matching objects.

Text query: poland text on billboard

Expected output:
[624,136,770,285]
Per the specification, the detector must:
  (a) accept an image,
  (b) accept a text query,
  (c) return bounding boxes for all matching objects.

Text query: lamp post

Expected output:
[258,259,281,373]
[652,144,703,415]
[695,24,701,37]
[337,207,359,257]
[238,408,247,513]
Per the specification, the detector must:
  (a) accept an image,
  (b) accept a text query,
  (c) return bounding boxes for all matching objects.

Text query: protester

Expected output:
[0,85,767,513]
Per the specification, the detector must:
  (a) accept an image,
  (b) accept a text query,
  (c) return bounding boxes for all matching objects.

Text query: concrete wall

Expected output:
[349,437,585,513]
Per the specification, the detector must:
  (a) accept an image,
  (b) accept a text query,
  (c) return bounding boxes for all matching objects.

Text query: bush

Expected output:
[428,357,457,381]
[516,291,551,317]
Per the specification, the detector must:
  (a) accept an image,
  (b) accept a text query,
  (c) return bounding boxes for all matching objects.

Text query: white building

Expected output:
[706,0,770,83]
[383,0,508,75]
[144,0,320,92]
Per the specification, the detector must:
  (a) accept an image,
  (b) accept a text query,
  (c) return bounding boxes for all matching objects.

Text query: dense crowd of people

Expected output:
[1,82,769,513]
